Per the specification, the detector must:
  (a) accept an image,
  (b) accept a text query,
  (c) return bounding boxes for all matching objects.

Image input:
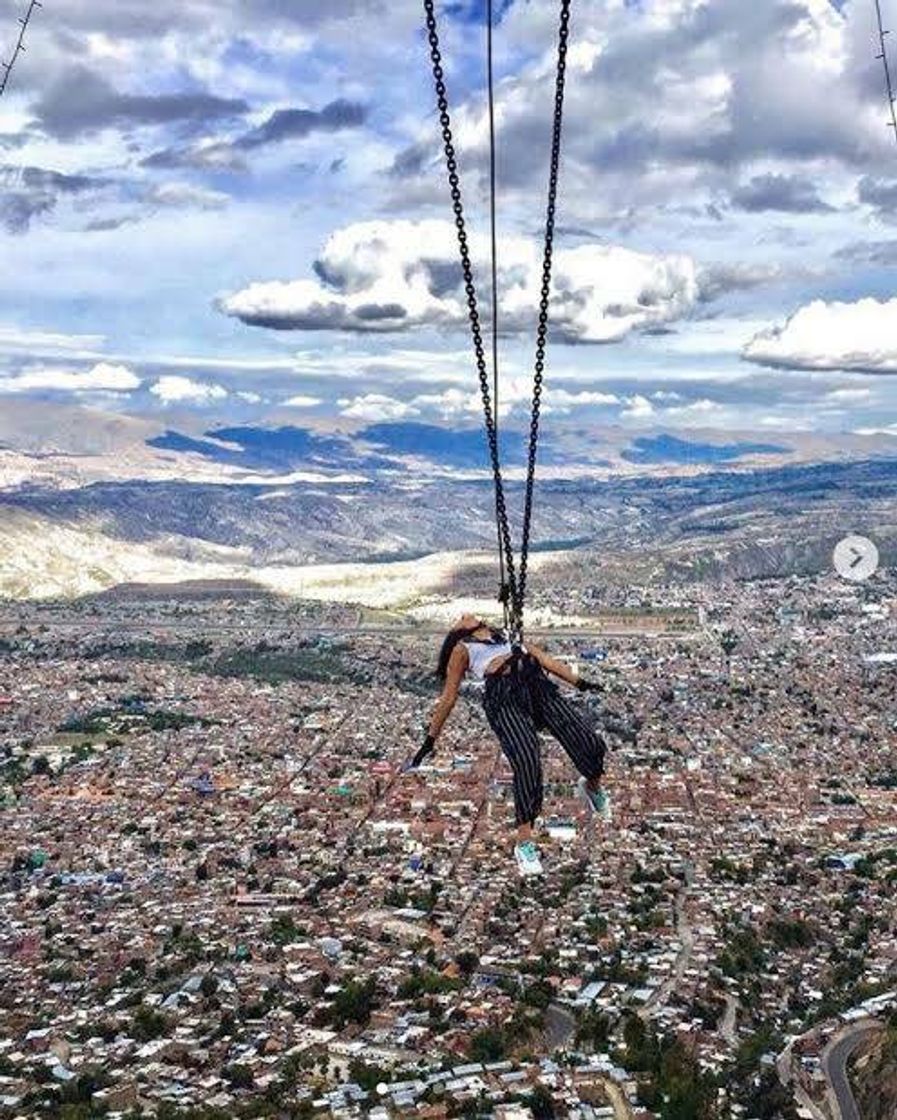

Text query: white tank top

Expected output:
[463,640,517,680]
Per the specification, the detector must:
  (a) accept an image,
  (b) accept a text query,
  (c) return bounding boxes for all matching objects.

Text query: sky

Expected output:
[2,0,897,440]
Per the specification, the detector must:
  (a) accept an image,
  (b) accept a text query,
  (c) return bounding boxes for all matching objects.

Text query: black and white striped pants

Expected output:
[483,656,606,826]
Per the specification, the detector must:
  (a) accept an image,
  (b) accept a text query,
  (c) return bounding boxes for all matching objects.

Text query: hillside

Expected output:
[0,455,895,602]
[850,1024,897,1120]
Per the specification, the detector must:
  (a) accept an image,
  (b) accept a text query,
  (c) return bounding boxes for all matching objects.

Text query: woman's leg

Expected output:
[535,675,606,787]
[484,677,544,837]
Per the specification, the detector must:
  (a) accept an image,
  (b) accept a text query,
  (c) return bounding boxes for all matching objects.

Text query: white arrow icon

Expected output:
[834,535,879,582]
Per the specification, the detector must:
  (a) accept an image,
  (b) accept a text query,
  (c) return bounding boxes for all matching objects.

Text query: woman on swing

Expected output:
[404,614,610,877]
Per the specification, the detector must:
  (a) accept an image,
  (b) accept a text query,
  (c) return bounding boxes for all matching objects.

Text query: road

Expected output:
[597,1076,636,1120]
[545,1002,577,1051]
[638,860,694,1019]
[822,1021,883,1120]
[719,993,739,1045]
[0,616,700,642]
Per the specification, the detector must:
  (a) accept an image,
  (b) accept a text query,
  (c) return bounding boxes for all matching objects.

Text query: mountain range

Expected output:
[1,400,896,601]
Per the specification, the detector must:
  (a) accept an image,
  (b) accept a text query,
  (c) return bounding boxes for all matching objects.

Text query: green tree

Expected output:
[468,1027,506,1062]
[528,1085,556,1120]
[348,1059,391,1092]
[200,974,219,999]
[331,977,377,1028]
[223,1063,254,1090]
[130,1005,172,1042]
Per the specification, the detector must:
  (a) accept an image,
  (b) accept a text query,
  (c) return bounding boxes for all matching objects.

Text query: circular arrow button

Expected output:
[833,535,879,582]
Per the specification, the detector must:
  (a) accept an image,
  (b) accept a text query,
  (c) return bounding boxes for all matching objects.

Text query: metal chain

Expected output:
[0,0,41,99]
[486,0,507,631]
[423,0,571,639]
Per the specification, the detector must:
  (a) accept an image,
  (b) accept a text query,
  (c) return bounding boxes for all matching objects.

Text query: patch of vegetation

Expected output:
[59,706,210,735]
[130,1004,173,1042]
[207,640,370,686]
[328,977,378,1029]
[619,1017,718,1119]
[398,967,463,1000]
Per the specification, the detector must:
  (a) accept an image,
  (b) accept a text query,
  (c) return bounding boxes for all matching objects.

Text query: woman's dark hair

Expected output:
[435,620,504,680]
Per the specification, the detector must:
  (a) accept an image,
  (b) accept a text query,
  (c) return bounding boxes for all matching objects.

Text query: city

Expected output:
[1,565,895,1119]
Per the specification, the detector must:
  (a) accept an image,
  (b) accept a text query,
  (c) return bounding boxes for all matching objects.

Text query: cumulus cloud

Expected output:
[743,298,897,374]
[621,394,655,420]
[730,173,833,214]
[141,99,368,173]
[338,393,419,421]
[32,66,248,140]
[219,219,700,342]
[833,240,897,266]
[143,182,230,210]
[149,375,228,403]
[0,361,141,393]
[858,177,897,222]
[392,0,893,221]
[696,261,793,302]
[235,99,367,150]
[283,394,322,407]
[0,163,110,234]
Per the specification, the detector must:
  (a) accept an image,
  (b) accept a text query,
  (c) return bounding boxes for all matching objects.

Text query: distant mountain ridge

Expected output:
[148,422,789,475]
[4,455,896,569]
[621,433,788,465]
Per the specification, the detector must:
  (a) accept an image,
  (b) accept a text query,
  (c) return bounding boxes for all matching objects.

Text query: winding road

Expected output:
[638,860,695,1020]
[545,1002,577,1051]
[718,993,739,1045]
[822,1021,882,1120]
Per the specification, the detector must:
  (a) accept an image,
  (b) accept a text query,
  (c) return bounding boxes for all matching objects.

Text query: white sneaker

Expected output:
[514,840,544,877]
[578,777,612,823]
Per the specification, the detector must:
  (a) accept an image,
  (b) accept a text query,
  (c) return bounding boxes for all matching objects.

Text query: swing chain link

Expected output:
[423,0,571,640]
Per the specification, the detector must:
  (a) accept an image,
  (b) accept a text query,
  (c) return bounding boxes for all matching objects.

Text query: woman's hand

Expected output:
[402,734,436,773]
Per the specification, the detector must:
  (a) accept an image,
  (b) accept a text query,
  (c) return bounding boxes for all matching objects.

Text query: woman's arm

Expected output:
[427,644,468,740]
[526,642,580,686]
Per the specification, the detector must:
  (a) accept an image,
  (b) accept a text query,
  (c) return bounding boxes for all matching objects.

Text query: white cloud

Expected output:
[407,387,479,419]
[542,388,620,416]
[0,327,107,355]
[855,424,897,435]
[743,298,897,374]
[394,0,890,225]
[282,393,322,407]
[219,219,700,342]
[621,394,655,420]
[337,393,419,421]
[149,375,228,403]
[144,183,230,210]
[0,361,141,393]
[667,399,723,416]
[825,387,873,402]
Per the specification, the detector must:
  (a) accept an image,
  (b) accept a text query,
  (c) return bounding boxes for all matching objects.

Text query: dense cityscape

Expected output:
[5,0,897,1118]
[1,563,895,1120]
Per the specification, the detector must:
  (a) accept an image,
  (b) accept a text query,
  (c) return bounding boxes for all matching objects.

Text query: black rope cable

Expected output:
[486,0,509,632]
[423,0,520,631]
[0,0,41,99]
[874,0,897,143]
[423,0,571,640]
[517,0,570,623]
